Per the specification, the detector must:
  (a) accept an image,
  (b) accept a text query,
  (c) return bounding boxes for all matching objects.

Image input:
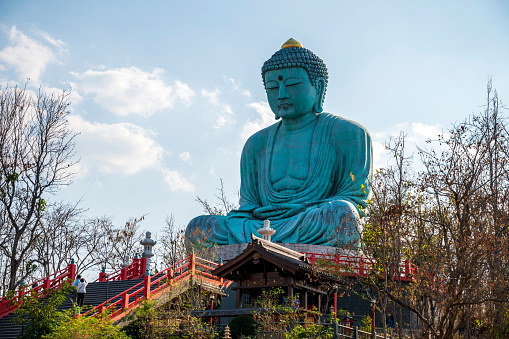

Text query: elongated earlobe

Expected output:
[314,78,325,113]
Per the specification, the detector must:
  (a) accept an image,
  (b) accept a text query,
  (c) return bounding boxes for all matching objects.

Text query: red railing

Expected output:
[303,252,416,282]
[0,263,76,319]
[82,254,230,322]
[95,257,147,282]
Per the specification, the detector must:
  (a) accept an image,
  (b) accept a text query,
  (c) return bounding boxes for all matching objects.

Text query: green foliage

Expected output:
[14,283,127,339]
[38,198,47,212]
[5,171,18,184]
[228,315,258,337]
[43,313,129,339]
[484,304,509,338]
[122,288,218,339]
[359,315,372,333]
[14,284,73,339]
[287,323,333,339]
[253,287,305,335]
[121,300,163,339]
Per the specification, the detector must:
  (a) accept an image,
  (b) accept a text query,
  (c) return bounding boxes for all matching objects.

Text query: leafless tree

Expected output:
[362,80,509,338]
[31,201,82,277]
[0,85,78,291]
[195,178,238,216]
[160,214,187,268]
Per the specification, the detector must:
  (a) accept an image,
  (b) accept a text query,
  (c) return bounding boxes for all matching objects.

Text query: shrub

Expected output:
[229,315,258,338]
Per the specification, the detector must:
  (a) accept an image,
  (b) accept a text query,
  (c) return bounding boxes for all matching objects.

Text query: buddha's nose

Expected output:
[278,85,289,100]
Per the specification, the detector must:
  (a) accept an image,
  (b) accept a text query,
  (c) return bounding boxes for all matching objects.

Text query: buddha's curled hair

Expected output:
[261,46,329,105]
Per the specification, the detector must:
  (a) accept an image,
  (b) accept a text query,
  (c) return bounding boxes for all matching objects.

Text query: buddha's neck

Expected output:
[280,112,317,132]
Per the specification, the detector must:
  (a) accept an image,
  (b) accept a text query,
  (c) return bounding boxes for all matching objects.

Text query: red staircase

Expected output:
[0,263,76,319]
[0,253,230,333]
[82,253,230,323]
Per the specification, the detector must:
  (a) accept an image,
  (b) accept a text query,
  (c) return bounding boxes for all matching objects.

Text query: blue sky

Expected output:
[1,0,508,239]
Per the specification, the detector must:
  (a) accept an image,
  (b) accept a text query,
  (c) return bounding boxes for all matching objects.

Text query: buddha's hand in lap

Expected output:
[252,204,306,220]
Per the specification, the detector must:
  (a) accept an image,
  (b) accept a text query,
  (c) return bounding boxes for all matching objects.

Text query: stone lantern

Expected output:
[140,231,156,272]
[257,219,276,242]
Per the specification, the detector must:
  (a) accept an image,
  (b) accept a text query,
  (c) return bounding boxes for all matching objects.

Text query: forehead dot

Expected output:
[278,75,283,81]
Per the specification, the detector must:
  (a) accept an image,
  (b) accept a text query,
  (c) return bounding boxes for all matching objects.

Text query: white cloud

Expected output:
[371,122,443,169]
[71,67,195,117]
[179,151,192,164]
[0,26,66,82]
[68,115,194,192]
[225,77,251,97]
[68,115,164,174]
[410,122,442,142]
[240,102,276,141]
[201,89,235,128]
[161,169,194,192]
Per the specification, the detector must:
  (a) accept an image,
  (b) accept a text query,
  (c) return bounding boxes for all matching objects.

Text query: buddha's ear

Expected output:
[314,77,325,113]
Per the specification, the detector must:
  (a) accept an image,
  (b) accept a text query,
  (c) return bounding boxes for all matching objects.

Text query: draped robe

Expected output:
[186,113,372,247]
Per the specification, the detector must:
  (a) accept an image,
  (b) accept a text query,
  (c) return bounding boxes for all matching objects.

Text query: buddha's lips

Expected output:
[278,103,292,109]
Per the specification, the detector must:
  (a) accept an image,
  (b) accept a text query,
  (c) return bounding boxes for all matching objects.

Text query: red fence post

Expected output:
[143,273,151,300]
[18,281,25,306]
[140,257,147,278]
[189,253,196,276]
[69,260,76,281]
[44,276,51,291]
[167,269,174,287]
[122,292,129,310]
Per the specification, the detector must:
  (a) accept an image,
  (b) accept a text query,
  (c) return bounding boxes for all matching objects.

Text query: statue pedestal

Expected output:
[214,243,353,263]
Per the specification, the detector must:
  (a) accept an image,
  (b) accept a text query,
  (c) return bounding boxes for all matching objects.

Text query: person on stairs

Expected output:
[73,274,81,302]
[77,278,87,307]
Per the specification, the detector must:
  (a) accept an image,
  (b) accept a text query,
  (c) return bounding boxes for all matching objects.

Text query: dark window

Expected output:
[244,293,251,305]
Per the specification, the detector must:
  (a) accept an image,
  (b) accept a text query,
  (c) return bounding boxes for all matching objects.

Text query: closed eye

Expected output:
[285,77,303,86]
[265,81,278,90]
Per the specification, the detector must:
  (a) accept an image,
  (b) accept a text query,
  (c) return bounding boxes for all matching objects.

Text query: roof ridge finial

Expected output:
[281,38,303,49]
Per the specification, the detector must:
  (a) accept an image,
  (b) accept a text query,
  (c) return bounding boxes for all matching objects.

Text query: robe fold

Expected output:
[186,112,372,247]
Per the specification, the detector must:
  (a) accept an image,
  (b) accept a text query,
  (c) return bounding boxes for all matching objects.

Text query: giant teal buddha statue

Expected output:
[186,38,372,248]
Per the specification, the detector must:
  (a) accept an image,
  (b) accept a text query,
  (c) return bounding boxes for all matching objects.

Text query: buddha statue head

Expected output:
[261,38,329,119]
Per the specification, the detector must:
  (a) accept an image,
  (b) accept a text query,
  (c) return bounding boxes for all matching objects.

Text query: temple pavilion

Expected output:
[210,234,340,319]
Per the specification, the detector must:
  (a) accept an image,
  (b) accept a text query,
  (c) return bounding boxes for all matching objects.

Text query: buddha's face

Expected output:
[264,67,322,120]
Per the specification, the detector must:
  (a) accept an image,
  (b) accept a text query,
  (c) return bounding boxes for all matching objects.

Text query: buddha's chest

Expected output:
[270,128,313,191]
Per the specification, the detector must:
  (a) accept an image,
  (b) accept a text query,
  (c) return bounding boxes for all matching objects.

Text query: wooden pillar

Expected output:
[318,294,321,314]
[236,286,242,308]
[304,290,308,310]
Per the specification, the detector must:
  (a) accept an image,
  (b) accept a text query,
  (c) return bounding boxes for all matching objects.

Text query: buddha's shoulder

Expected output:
[319,113,370,137]
[243,122,279,149]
